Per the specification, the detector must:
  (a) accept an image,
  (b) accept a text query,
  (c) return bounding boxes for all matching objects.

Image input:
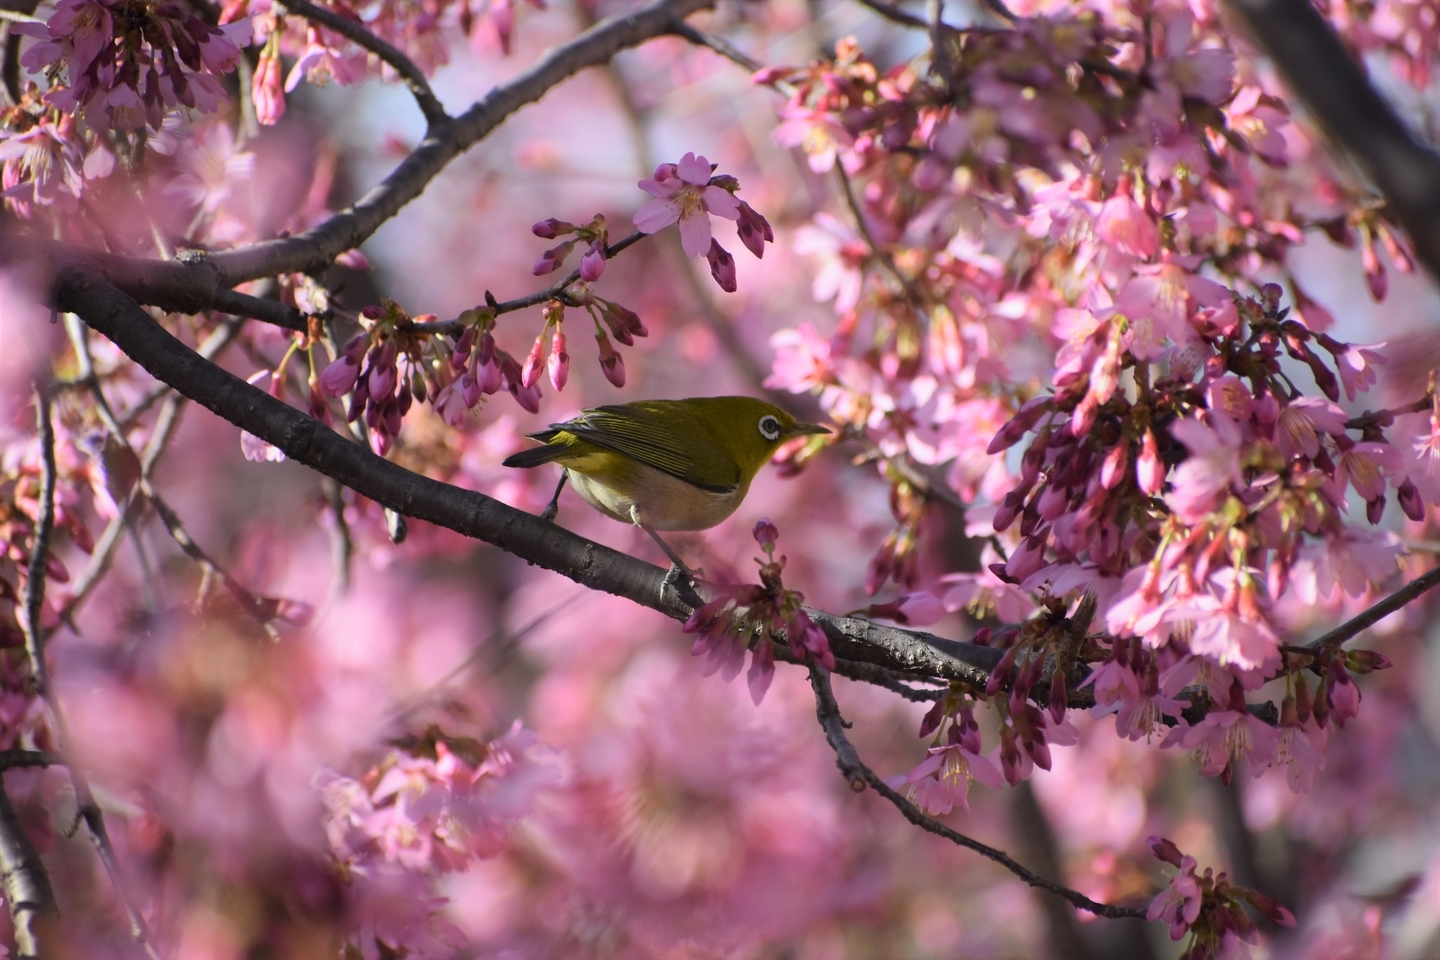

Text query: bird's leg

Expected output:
[631,509,694,603]
[540,469,568,523]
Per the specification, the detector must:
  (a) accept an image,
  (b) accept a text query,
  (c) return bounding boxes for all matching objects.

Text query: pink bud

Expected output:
[1148,836,1185,867]
[1326,666,1360,726]
[308,382,332,427]
[317,355,360,397]
[252,45,286,126]
[753,518,779,549]
[367,341,398,400]
[532,218,575,239]
[533,240,575,276]
[547,329,569,390]
[520,334,544,388]
[736,201,774,259]
[579,243,606,282]
[988,397,1050,455]
[706,239,737,293]
[1137,429,1164,496]
[596,330,625,387]
[477,359,503,395]
[1100,443,1127,490]
[1363,234,1388,302]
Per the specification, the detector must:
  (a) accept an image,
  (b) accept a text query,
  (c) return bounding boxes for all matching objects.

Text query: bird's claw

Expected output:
[539,502,559,523]
[659,562,692,605]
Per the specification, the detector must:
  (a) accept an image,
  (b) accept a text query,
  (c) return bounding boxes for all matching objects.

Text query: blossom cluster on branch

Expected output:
[0,0,1439,954]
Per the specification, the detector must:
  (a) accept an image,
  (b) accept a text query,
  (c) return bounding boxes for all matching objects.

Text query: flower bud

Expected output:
[987,397,1050,454]
[547,328,569,391]
[736,200,774,259]
[1362,233,1388,302]
[533,240,575,276]
[520,334,545,388]
[1100,443,1127,490]
[1346,649,1392,674]
[753,518,779,550]
[1136,428,1165,496]
[532,218,575,239]
[706,239,737,293]
[579,243,606,282]
[596,330,625,387]
[367,341,398,401]
[1398,478,1425,521]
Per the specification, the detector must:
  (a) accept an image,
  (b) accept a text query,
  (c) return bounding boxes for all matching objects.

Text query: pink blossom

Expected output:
[1330,342,1387,401]
[1096,190,1158,258]
[633,153,742,258]
[1168,694,1279,778]
[887,731,1004,816]
[1147,852,1203,940]
[772,104,854,172]
[1334,441,1402,502]
[1275,397,1348,460]
[1165,414,1244,522]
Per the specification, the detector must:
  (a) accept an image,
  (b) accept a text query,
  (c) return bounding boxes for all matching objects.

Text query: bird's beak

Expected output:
[786,422,832,437]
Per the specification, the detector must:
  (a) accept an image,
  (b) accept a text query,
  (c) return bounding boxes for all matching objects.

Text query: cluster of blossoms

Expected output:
[18,0,249,131]
[320,723,561,958]
[1146,836,1295,959]
[301,154,768,457]
[229,0,545,125]
[757,0,1422,796]
[684,519,836,705]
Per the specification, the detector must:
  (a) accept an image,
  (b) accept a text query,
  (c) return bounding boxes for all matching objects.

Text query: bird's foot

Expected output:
[659,561,695,606]
[539,501,559,523]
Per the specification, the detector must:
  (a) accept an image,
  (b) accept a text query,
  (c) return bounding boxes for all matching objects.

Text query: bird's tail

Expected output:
[502,443,565,469]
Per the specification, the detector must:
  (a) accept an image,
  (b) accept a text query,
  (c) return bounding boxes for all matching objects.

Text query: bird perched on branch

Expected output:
[503,396,829,580]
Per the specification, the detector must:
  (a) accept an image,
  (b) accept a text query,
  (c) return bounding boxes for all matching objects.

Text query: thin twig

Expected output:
[829,658,946,700]
[1307,564,1440,649]
[406,231,649,336]
[668,18,765,73]
[323,478,353,599]
[278,0,448,127]
[835,163,929,315]
[19,386,161,959]
[65,317,280,634]
[807,664,1148,920]
[21,388,56,697]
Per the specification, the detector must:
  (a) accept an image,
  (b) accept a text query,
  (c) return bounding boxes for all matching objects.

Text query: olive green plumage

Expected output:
[502,396,829,532]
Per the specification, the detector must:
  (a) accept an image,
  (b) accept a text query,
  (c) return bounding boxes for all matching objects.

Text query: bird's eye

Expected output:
[758,415,781,441]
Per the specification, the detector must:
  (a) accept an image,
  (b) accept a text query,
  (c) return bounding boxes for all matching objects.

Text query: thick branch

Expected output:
[55,273,1005,692]
[1222,0,1440,280]
[278,0,448,127]
[0,776,55,959]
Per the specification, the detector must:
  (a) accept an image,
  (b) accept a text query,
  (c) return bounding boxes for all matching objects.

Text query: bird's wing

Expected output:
[556,404,740,494]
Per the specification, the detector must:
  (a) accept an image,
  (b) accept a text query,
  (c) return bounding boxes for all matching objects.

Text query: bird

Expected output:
[502,396,829,579]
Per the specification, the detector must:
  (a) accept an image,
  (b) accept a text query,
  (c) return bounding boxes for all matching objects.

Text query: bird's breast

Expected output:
[566,458,745,531]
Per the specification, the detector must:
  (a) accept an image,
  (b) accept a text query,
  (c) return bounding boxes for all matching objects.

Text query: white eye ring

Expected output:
[758,415,781,441]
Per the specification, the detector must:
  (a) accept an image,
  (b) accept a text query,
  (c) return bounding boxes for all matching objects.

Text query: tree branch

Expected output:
[807,663,1147,920]
[1222,0,1440,281]
[204,0,716,287]
[55,272,1010,696]
[278,0,449,128]
[21,387,56,697]
[0,775,55,959]
[1306,564,1440,649]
